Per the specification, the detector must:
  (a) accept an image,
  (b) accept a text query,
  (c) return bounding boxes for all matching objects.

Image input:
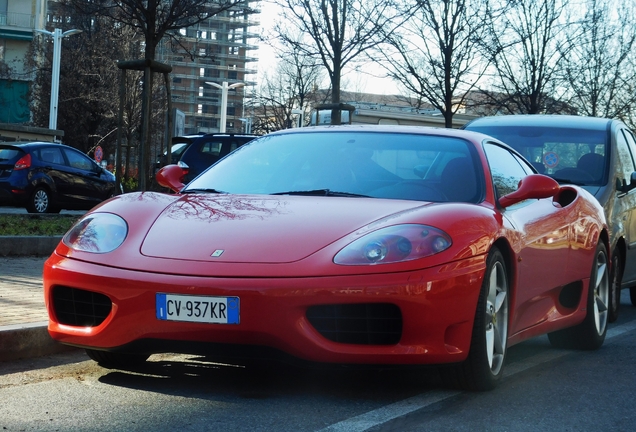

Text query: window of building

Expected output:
[199,86,203,97]
[197,104,203,114]
[199,67,205,77]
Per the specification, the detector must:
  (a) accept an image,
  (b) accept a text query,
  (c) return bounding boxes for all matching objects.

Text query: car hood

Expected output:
[139,193,431,263]
[581,184,601,197]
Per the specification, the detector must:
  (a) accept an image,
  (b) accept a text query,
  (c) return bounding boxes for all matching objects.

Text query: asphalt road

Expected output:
[1,297,635,432]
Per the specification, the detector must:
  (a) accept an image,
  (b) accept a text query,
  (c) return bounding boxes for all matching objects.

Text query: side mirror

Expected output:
[499,174,560,208]
[156,162,189,193]
[616,172,636,193]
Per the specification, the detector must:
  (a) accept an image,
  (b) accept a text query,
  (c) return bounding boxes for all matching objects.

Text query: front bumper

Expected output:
[43,253,486,365]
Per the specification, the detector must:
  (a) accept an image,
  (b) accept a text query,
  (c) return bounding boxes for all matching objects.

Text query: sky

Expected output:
[255,2,402,96]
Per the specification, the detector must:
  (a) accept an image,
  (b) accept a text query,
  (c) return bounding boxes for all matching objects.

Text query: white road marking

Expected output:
[318,320,636,432]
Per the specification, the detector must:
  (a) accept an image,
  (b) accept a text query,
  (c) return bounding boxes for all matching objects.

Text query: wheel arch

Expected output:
[599,228,611,260]
[490,237,515,321]
[612,235,626,280]
[30,176,56,194]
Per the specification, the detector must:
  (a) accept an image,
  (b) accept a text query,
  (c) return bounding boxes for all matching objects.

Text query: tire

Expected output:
[548,242,609,350]
[608,248,622,323]
[27,187,56,213]
[85,349,149,368]
[440,247,509,391]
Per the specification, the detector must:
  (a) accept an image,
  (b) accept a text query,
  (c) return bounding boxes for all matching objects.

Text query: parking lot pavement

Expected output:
[0,257,76,362]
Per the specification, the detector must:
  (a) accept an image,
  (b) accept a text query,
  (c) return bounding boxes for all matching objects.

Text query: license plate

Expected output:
[156,293,239,324]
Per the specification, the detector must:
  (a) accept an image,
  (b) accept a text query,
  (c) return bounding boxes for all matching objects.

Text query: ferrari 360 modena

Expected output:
[43,125,610,391]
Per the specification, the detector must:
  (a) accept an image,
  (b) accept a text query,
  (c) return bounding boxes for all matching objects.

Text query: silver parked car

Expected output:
[465,115,636,322]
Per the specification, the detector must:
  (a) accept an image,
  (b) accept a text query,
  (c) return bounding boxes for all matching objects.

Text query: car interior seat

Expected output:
[440,157,478,202]
[576,153,604,182]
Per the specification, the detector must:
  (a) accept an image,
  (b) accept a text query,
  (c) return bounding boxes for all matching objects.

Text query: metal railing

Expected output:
[0,12,35,29]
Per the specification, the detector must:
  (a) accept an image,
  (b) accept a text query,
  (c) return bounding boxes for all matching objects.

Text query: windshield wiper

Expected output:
[271,189,370,198]
[182,188,228,194]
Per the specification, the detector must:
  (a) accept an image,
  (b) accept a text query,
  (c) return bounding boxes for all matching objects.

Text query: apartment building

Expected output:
[0,0,46,124]
[158,1,259,135]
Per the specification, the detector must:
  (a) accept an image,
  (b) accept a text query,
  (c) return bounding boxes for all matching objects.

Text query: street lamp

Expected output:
[238,117,252,133]
[36,28,82,131]
[205,81,245,133]
[291,109,304,128]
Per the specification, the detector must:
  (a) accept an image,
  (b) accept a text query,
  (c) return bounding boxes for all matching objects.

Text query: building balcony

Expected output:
[0,12,35,40]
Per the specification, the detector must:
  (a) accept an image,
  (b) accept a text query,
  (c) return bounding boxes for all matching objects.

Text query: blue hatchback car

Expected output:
[0,141,118,213]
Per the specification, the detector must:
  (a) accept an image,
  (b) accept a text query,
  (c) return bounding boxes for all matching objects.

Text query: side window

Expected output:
[201,141,223,156]
[38,147,65,165]
[63,149,94,171]
[512,153,535,175]
[616,130,636,182]
[484,142,528,198]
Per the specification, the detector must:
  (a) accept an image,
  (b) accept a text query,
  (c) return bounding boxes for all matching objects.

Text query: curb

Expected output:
[0,236,62,257]
[1,236,71,362]
[0,322,78,362]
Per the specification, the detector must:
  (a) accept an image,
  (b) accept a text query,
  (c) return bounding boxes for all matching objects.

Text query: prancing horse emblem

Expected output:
[211,249,224,257]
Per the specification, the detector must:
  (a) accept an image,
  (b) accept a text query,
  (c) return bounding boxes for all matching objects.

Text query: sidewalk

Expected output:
[0,256,77,362]
[0,206,84,361]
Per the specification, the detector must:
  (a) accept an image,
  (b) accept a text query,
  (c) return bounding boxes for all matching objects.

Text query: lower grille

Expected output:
[306,303,402,345]
[52,286,112,327]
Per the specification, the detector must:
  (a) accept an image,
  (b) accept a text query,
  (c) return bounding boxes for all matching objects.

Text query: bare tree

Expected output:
[250,45,323,134]
[376,0,491,128]
[272,0,405,124]
[481,0,569,114]
[62,0,244,60]
[30,4,143,158]
[561,0,636,120]
[62,0,246,189]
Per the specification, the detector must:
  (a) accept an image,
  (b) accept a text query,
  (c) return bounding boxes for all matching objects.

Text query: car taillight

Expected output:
[14,154,31,170]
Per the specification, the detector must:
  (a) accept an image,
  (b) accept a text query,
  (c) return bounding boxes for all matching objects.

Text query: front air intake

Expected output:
[306,303,402,345]
[52,286,112,327]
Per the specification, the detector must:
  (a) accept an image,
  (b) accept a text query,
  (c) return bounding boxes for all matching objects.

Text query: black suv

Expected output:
[0,142,118,213]
[178,133,257,183]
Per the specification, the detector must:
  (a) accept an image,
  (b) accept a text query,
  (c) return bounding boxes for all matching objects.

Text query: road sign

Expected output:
[94,146,103,163]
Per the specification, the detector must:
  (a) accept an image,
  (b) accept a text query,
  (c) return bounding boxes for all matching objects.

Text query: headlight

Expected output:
[63,213,128,253]
[334,224,452,265]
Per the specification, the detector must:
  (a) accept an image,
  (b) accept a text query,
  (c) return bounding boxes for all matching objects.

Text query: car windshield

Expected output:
[184,131,483,203]
[468,124,608,186]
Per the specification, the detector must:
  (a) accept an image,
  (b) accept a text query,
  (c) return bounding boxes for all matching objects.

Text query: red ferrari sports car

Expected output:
[43,125,609,391]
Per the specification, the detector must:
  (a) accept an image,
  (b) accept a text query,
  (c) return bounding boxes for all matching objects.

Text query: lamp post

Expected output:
[205,81,245,133]
[238,117,252,133]
[36,28,82,131]
[291,109,304,128]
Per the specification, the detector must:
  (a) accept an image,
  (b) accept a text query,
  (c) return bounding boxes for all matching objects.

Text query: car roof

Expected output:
[0,141,68,149]
[265,124,495,141]
[465,114,614,130]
